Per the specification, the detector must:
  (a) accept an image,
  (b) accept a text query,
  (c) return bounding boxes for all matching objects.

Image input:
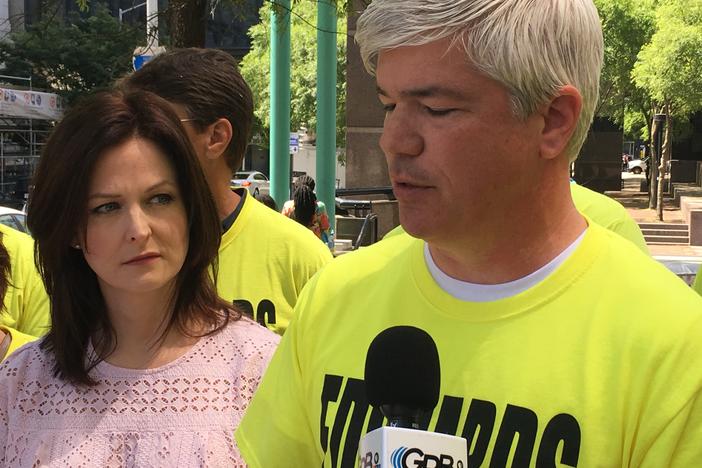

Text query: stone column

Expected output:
[345,0,399,235]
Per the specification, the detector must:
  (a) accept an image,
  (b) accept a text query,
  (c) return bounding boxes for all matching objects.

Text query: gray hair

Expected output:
[355,0,604,161]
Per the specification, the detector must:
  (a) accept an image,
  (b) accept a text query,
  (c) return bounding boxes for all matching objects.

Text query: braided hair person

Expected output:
[282,175,332,246]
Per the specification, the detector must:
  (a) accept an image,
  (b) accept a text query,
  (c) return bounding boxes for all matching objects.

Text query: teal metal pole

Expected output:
[270,0,292,207]
[316,0,337,231]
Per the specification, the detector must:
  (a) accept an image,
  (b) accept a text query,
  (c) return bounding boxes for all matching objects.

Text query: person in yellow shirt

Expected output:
[237,1,702,465]
[693,264,702,295]
[122,49,332,335]
[0,224,48,358]
[569,182,648,253]
[0,225,45,359]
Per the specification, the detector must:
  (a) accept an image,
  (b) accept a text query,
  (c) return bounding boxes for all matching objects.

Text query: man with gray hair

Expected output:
[237,1,702,466]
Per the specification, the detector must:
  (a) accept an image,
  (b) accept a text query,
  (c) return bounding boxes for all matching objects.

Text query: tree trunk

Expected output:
[656,103,672,221]
[166,0,208,48]
[648,111,662,210]
[642,105,652,156]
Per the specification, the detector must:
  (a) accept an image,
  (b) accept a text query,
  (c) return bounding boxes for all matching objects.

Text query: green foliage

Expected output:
[633,0,702,116]
[622,107,648,140]
[593,0,657,140]
[0,4,143,104]
[594,0,702,141]
[240,0,347,147]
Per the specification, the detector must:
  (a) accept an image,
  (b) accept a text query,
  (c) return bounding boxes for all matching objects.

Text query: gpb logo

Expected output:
[391,446,463,468]
[391,447,408,468]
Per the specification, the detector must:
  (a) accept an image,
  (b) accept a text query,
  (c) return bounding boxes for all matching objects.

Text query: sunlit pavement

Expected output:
[606,172,701,283]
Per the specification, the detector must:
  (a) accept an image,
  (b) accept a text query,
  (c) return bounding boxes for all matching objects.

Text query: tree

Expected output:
[632,0,702,218]
[164,0,209,47]
[74,0,323,48]
[240,0,347,148]
[593,0,657,140]
[0,4,143,104]
[162,0,271,47]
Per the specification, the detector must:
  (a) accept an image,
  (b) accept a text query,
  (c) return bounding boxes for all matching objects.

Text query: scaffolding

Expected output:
[0,75,54,209]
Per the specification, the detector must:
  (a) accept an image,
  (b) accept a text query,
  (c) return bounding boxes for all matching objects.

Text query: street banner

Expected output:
[0,88,64,120]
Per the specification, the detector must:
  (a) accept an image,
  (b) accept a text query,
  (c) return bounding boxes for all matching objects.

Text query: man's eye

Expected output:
[91,202,119,215]
[382,103,396,112]
[424,107,455,116]
[151,194,174,205]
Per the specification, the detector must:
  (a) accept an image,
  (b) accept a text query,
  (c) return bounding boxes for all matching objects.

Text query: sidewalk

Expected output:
[605,174,702,258]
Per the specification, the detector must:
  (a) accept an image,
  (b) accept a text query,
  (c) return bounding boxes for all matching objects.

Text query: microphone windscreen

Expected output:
[364,326,440,413]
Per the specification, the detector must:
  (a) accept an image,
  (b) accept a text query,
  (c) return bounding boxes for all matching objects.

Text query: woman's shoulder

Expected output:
[0,339,55,395]
[2,326,38,360]
[1,338,48,370]
[221,315,280,345]
[192,316,280,370]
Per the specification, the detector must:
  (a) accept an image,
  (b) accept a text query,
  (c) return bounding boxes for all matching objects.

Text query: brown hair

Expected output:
[0,234,11,308]
[27,90,237,386]
[122,48,254,173]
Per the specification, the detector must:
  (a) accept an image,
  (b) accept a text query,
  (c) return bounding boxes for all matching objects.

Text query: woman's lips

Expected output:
[123,253,160,265]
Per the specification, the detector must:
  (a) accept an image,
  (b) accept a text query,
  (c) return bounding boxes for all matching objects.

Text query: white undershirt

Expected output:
[424,229,587,302]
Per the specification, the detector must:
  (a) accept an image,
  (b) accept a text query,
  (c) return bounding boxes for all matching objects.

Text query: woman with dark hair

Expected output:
[282,175,332,247]
[0,90,279,466]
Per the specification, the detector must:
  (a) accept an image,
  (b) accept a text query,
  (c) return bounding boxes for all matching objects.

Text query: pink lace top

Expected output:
[0,317,279,467]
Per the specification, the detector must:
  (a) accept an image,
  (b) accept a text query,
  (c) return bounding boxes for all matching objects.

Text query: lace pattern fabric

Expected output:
[0,317,279,467]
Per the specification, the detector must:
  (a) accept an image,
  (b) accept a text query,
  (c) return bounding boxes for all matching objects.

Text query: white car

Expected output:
[231,171,270,197]
[627,158,647,175]
[0,206,28,233]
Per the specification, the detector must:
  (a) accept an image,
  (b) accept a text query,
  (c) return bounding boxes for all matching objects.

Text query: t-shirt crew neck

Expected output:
[221,188,247,233]
[424,229,587,302]
[215,189,333,334]
[411,225,599,323]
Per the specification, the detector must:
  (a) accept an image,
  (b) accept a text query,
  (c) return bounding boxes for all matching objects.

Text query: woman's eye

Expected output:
[91,202,119,215]
[150,193,174,205]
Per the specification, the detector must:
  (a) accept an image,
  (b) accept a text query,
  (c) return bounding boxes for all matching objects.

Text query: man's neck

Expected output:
[213,186,241,221]
[428,180,587,285]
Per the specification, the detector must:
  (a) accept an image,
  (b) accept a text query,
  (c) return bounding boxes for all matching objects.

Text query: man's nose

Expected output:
[379,106,424,159]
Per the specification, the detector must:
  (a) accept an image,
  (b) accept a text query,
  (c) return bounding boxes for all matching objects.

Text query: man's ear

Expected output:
[539,85,582,160]
[204,118,234,161]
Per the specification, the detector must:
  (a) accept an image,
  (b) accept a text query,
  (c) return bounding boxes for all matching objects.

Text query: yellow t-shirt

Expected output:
[0,224,49,337]
[237,224,702,467]
[384,184,649,255]
[569,183,648,254]
[0,326,36,360]
[217,191,333,335]
[693,264,702,296]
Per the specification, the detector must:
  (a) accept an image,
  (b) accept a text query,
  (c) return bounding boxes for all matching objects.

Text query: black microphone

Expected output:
[358,326,467,468]
[364,325,441,429]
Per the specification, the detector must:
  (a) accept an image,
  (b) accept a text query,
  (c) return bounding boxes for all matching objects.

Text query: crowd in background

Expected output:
[0,0,701,466]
